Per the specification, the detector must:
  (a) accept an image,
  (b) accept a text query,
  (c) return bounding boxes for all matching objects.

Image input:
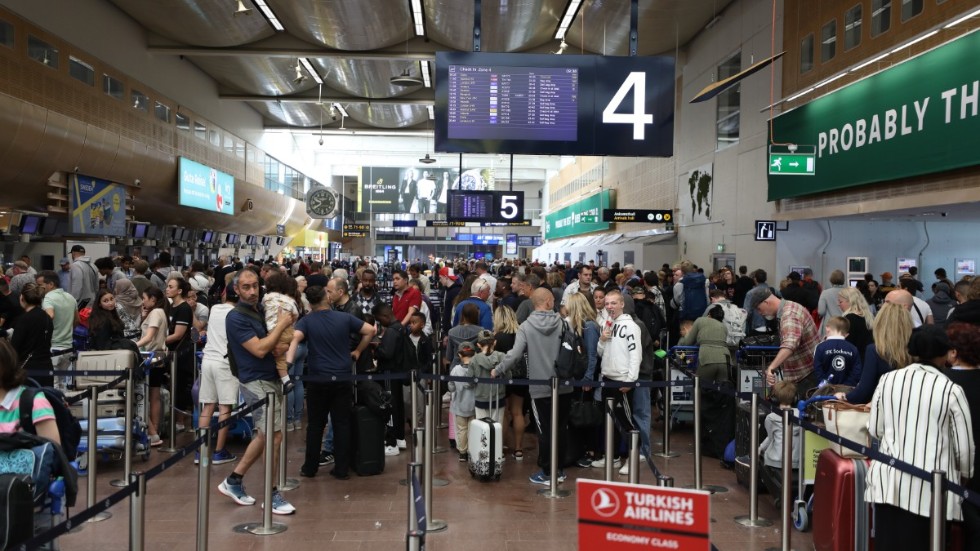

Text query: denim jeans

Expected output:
[287,342,307,423]
[631,386,652,458]
[322,415,334,453]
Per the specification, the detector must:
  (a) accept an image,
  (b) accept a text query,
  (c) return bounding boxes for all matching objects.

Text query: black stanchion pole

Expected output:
[604,396,615,482]
[129,471,146,551]
[735,391,772,528]
[931,470,946,551]
[86,385,111,522]
[110,369,135,488]
[538,377,570,499]
[239,393,287,536]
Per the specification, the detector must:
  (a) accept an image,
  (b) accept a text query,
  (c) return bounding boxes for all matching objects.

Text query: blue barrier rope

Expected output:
[418,372,694,390]
[25,369,129,377]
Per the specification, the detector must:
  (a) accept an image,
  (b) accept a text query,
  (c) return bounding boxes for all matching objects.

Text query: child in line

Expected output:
[468,330,506,422]
[813,316,863,387]
[261,272,299,386]
[758,380,802,470]
[449,342,476,462]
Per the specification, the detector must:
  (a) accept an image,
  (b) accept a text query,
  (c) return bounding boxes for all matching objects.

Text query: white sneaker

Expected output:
[591,457,622,469]
[618,456,646,476]
[396,439,407,450]
[442,392,451,404]
[384,446,400,456]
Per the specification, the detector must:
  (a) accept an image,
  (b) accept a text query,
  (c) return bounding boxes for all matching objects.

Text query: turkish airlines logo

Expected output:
[591,488,621,518]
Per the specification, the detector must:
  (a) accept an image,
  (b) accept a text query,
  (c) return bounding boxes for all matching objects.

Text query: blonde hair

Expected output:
[838,287,874,330]
[566,292,596,334]
[493,305,519,334]
[872,303,913,370]
[771,380,797,406]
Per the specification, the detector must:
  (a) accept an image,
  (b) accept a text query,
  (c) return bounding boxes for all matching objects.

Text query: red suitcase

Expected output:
[813,448,873,551]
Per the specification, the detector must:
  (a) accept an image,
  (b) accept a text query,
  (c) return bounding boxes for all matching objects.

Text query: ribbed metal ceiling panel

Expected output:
[108,0,274,47]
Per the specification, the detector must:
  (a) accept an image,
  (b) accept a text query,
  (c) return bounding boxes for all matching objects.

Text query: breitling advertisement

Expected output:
[356,166,492,214]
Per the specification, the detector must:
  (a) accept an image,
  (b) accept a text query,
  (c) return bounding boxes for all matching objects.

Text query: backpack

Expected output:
[718,302,748,346]
[555,320,588,380]
[19,382,82,463]
[681,273,708,321]
[356,380,392,418]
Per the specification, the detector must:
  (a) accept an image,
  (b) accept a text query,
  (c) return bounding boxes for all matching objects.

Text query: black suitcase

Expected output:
[351,404,386,476]
[0,474,34,549]
[734,400,768,488]
[700,382,735,459]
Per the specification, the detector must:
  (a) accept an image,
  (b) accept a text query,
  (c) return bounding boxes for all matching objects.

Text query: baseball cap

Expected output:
[59,257,70,265]
[70,245,85,254]
[457,341,476,355]
[747,288,773,312]
[438,266,458,281]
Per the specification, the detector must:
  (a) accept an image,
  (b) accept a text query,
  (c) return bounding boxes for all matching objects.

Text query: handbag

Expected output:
[822,401,871,458]
[510,352,529,379]
[568,392,603,428]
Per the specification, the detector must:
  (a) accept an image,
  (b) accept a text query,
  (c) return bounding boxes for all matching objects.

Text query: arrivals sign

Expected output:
[577,480,711,550]
[768,29,980,200]
[544,189,613,240]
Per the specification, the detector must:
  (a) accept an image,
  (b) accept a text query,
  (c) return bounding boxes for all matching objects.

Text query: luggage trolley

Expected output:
[664,346,699,427]
[790,394,835,532]
[736,345,783,401]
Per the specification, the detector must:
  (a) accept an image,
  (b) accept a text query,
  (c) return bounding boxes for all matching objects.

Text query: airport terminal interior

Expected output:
[1,0,980,549]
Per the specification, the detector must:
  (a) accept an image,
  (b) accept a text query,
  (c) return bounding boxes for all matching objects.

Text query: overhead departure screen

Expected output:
[447,65,578,141]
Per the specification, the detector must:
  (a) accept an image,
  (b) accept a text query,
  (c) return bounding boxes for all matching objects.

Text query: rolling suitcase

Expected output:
[350,367,385,476]
[73,350,136,389]
[812,448,872,551]
[468,386,503,481]
[0,474,33,550]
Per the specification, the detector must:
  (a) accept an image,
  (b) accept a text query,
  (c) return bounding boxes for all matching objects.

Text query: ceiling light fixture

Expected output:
[299,57,322,84]
[850,53,889,73]
[419,60,431,87]
[391,68,423,87]
[252,0,284,31]
[426,105,434,120]
[944,7,980,28]
[419,154,436,164]
[783,87,814,103]
[554,0,583,40]
[233,0,252,16]
[292,59,307,84]
[891,29,939,54]
[410,0,426,37]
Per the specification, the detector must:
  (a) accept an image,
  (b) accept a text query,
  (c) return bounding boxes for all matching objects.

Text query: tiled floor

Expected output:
[57,411,814,550]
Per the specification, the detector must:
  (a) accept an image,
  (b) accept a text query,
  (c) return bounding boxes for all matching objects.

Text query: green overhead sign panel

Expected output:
[544,190,613,240]
[768,29,980,201]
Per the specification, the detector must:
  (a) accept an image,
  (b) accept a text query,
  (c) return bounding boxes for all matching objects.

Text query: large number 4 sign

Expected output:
[602,72,654,140]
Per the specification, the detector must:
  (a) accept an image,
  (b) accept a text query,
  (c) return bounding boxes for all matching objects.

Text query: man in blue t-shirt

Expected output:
[217,269,297,515]
[287,285,375,479]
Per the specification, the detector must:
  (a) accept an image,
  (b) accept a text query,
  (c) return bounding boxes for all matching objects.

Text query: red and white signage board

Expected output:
[577,479,711,551]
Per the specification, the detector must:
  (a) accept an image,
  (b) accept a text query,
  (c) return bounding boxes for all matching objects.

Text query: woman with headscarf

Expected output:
[113,278,143,339]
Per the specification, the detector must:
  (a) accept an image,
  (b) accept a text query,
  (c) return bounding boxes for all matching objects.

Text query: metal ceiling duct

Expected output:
[108,0,274,47]
[269,0,413,50]
[249,101,330,128]
[315,59,425,99]
[425,0,566,52]
[189,56,319,97]
[345,104,429,129]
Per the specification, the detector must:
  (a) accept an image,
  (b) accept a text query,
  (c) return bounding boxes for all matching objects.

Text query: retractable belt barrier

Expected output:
[19,386,280,550]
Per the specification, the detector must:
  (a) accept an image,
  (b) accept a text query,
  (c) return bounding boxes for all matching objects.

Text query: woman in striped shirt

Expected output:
[866,325,974,549]
[0,339,59,443]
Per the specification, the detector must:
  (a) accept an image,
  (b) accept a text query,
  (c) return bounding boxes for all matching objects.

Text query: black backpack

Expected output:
[19,382,82,463]
[555,320,588,380]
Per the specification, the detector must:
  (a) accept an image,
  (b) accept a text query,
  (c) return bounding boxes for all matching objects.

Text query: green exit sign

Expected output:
[579,215,598,223]
[768,152,815,176]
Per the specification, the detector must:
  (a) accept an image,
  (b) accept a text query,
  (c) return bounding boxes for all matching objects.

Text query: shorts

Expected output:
[199,358,240,405]
[506,384,530,401]
[240,379,283,433]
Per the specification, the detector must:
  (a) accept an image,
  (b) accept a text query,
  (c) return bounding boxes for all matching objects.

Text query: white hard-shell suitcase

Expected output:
[467,386,503,481]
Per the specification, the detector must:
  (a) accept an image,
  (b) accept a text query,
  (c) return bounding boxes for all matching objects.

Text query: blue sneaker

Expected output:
[528,470,550,485]
[218,478,255,506]
[212,449,237,465]
[262,490,296,515]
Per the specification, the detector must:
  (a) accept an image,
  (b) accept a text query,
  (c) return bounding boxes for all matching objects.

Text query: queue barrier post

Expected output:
[85,385,111,522]
[110,369,135,488]
[684,376,727,494]
[931,470,946,551]
[407,462,424,551]
[423,389,448,533]
[538,377,570,499]
[196,426,212,551]
[780,408,792,551]
[654,366,679,458]
[129,471,146,551]
[604,397,615,482]
[628,429,641,485]
[735,391,772,527]
[238,392,287,536]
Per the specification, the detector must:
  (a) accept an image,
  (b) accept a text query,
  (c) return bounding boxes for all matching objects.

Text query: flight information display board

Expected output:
[436,52,674,157]
[447,65,578,141]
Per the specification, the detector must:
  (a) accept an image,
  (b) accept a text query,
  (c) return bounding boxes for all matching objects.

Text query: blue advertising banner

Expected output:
[70,174,126,236]
[178,157,235,215]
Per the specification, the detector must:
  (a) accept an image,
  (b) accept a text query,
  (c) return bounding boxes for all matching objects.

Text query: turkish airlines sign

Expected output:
[577,479,711,550]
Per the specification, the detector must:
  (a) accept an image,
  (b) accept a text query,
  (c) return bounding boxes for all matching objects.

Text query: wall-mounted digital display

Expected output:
[357,167,468,214]
[132,223,148,239]
[226,233,238,245]
[146,225,159,240]
[505,233,518,255]
[40,217,59,236]
[261,237,271,247]
[245,235,256,246]
[178,157,234,215]
[19,215,42,235]
[201,230,214,243]
[436,52,674,157]
[448,190,524,223]
[517,235,542,247]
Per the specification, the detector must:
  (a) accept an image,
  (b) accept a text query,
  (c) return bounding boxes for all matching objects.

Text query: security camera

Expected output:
[318,137,324,146]
[331,114,338,121]
[73,166,79,174]
[134,178,141,186]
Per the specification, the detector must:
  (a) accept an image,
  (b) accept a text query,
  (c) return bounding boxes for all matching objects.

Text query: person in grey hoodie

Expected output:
[492,288,571,486]
[68,244,99,307]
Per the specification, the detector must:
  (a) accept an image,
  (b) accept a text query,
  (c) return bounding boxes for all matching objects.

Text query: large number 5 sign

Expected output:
[602,72,654,140]
[499,195,521,220]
